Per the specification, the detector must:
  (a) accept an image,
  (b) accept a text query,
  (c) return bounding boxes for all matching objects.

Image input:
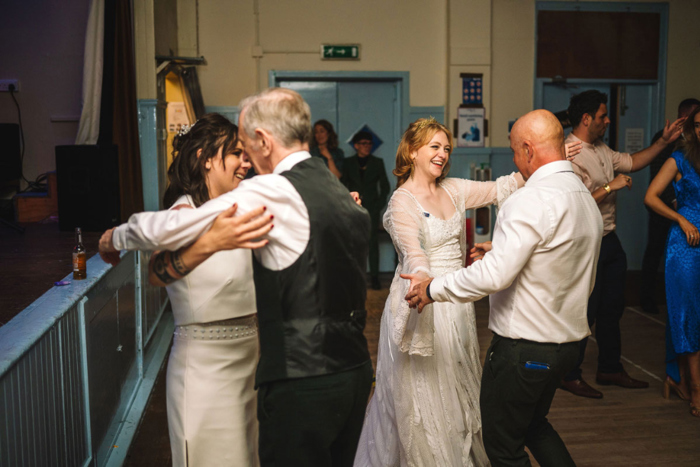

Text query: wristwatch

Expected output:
[603,183,612,194]
[426,282,433,301]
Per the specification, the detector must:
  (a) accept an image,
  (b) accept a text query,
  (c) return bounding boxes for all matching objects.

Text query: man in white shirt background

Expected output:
[99,88,373,467]
[405,110,603,466]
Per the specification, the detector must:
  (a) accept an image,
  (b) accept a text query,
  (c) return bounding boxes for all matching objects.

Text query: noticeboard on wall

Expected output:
[462,73,483,105]
[457,107,485,148]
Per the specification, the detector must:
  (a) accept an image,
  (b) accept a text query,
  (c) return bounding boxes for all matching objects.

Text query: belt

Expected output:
[174,316,257,340]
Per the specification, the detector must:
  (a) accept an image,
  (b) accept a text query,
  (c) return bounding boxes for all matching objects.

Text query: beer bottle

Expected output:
[73,227,87,280]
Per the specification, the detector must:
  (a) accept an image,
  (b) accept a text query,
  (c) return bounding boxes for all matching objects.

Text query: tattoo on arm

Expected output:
[152,251,177,285]
[171,250,192,277]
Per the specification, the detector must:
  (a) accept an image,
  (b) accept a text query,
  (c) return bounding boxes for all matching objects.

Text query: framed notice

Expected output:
[461,73,483,105]
[457,107,485,148]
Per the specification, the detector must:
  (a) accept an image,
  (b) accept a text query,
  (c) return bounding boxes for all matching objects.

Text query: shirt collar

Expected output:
[273,151,311,174]
[525,160,574,186]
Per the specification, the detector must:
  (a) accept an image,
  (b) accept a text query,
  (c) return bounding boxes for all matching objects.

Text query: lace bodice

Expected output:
[384,174,521,356]
[425,211,463,276]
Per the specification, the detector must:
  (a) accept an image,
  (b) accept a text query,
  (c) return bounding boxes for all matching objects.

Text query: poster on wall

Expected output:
[461,73,483,105]
[625,128,644,153]
[167,102,190,133]
[457,107,485,148]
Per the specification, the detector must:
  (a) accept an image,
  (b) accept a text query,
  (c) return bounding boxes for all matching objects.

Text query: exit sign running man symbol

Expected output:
[321,45,360,60]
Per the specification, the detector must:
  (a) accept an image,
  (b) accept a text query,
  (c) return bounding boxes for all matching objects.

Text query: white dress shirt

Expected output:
[112,151,312,271]
[430,160,603,343]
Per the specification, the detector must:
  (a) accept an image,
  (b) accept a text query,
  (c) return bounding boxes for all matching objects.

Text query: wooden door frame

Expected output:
[534,2,669,136]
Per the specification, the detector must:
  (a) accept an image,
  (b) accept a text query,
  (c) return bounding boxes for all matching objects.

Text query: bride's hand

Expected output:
[469,241,492,261]
[565,141,582,161]
[400,273,433,313]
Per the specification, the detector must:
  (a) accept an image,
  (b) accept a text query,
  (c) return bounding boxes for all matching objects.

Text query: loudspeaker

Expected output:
[0,124,21,183]
[55,144,121,231]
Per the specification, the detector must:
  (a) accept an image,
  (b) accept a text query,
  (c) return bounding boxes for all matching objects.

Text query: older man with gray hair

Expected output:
[99,88,373,466]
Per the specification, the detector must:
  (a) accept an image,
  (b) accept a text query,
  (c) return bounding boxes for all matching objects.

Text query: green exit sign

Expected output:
[321,44,360,60]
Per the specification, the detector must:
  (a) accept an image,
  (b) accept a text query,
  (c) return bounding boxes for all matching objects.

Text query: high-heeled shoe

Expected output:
[690,383,700,418]
[663,376,689,401]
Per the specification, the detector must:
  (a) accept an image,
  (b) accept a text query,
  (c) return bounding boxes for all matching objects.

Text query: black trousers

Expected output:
[257,361,373,467]
[368,208,380,278]
[564,232,627,381]
[481,334,579,467]
[639,210,672,304]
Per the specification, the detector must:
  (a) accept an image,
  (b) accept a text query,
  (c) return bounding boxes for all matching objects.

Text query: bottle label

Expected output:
[73,253,86,272]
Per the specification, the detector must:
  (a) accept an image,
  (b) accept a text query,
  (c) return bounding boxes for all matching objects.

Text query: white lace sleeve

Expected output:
[445,172,521,210]
[383,191,435,356]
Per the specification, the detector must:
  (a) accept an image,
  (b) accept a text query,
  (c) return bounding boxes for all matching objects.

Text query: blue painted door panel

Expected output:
[278,79,399,272]
[278,80,339,131]
[541,82,655,269]
[338,81,399,273]
[337,81,398,186]
[542,83,612,144]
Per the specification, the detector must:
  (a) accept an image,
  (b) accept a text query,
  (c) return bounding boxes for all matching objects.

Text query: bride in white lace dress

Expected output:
[354,118,523,467]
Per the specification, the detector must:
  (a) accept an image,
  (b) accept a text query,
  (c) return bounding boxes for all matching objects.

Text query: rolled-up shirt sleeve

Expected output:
[430,194,546,303]
[611,149,633,173]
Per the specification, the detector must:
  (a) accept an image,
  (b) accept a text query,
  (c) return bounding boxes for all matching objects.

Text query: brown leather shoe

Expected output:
[596,371,649,389]
[560,378,603,399]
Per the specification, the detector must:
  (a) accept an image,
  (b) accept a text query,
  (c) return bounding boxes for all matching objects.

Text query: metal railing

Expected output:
[0,251,172,466]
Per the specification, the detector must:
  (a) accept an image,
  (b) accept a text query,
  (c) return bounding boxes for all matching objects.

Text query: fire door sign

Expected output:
[321,45,360,60]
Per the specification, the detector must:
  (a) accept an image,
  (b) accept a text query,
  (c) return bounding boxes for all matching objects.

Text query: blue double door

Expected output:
[540,82,659,269]
[279,79,401,273]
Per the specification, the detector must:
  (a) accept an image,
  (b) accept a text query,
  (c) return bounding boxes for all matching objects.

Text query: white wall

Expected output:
[197,0,447,109]
[0,0,90,185]
[3,0,698,191]
[192,0,700,146]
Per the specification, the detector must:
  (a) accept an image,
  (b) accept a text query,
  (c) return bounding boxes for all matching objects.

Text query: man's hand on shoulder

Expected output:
[401,273,434,313]
[99,227,121,266]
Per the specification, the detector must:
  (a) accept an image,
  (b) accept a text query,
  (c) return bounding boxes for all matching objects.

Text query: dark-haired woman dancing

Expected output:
[151,113,272,465]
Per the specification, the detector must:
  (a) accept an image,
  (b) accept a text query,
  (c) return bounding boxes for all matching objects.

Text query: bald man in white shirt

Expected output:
[405,110,603,466]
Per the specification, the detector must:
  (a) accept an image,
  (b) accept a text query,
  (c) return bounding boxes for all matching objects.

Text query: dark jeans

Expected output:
[257,361,373,467]
[564,232,627,381]
[640,210,672,304]
[481,334,579,467]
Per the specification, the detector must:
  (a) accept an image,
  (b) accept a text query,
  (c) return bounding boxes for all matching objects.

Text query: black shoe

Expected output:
[371,276,381,290]
[560,378,603,399]
[596,370,649,389]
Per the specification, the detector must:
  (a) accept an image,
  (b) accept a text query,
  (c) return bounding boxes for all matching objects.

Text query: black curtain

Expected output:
[99,0,144,220]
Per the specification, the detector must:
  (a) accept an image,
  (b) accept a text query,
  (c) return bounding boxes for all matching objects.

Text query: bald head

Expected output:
[510,110,566,180]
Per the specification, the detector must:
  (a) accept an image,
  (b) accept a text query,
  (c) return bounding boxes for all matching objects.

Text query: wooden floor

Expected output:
[124,274,700,466]
[0,220,101,328]
[2,223,698,465]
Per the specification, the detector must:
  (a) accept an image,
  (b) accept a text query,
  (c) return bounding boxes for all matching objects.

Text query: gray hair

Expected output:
[238,88,312,147]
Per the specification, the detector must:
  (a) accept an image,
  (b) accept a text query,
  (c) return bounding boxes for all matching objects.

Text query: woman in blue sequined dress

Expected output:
[645,106,700,418]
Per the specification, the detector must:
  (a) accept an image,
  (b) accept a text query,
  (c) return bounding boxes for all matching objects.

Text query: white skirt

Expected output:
[166,316,260,467]
[354,299,489,466]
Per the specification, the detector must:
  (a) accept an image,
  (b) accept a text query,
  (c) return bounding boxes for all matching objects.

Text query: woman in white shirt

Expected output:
[149,114,272,466]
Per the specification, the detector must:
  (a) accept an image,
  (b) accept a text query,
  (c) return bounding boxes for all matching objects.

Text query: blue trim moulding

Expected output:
[206,106,240,124]
[138,99,167,212]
